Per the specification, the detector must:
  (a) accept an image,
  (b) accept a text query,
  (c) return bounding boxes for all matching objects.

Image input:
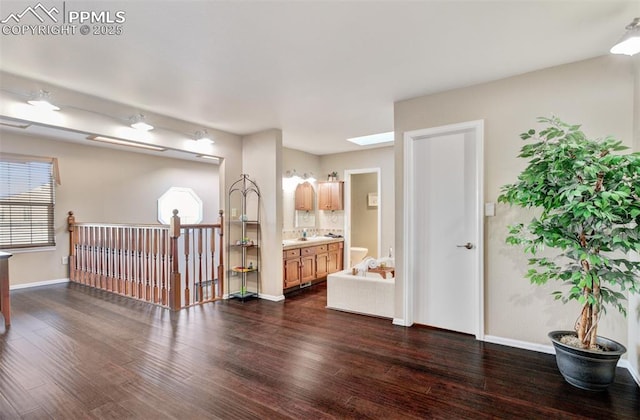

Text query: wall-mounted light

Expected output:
[194,129,214,144]
[87,135,166,151]
[285,169,303,183]
[610,17,640,56]
[303,172,316,182]
[27,89,60,111]
[130,113,154,131]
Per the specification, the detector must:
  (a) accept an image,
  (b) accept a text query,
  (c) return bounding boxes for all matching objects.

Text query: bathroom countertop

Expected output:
[282,237,344,250]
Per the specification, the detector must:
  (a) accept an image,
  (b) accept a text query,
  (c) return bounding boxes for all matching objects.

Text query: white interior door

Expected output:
[407,124,482,336]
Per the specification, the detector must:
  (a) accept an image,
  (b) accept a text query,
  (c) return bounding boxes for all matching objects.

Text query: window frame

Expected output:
[0,153,59,251]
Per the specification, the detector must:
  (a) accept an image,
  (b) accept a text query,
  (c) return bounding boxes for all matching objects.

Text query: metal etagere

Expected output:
[227,174,260,301]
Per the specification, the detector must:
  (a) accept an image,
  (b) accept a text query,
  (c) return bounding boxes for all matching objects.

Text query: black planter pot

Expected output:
[548,330,627,391]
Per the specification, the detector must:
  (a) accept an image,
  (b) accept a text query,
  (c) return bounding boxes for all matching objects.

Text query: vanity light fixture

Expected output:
[87,135,166,151]
[285,169,303,183]
[346,131,394,146]
[303,172,316,182]
[130,113,154,131]
[610,17,640,56]
[27,90,60,111]
[194,130,214,144]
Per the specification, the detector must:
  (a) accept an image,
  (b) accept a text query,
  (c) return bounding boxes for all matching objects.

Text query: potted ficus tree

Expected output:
[498,116,640,391]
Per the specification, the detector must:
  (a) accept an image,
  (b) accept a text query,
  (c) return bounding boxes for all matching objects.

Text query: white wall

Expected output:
[242,129,283,300]
[394,56,635,349]
[1,130,220,286]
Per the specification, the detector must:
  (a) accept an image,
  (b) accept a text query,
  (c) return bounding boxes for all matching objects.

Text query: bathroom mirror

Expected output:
[294,182,316,228]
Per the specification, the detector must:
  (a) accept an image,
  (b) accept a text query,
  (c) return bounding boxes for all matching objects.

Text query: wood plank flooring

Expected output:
[1,281,638,419]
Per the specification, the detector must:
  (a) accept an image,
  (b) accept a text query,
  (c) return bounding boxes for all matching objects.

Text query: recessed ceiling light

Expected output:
[87,135,166,151]
[346,131,394,146]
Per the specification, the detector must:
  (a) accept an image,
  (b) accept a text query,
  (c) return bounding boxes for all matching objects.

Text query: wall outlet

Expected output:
[61,256,69,265]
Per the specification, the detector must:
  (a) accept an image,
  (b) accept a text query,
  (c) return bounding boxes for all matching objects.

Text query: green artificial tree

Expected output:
[498,117,640,349]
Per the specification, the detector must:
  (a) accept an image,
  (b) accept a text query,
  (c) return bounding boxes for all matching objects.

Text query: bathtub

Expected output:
[326,269,394,319]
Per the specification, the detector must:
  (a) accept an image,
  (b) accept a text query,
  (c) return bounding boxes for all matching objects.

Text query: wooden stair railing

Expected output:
[67,210,224,310]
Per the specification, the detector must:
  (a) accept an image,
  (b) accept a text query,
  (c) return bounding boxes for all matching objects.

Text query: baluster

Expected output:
[124,227,131,296]
[197,228,203,303]
[99,226,105,290]
[105,226,111,291]
[184,228,190,306]
[145,229,151,302]
[218,210,224,299]
[161,229,167,306]
[153,229,159,303]
[138,228,144,299]
[117,227,124,294]
[89,226,96,287]
[209,227,219,299]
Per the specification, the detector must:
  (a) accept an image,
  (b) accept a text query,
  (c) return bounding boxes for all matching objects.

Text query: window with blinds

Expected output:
[0,154,57,249]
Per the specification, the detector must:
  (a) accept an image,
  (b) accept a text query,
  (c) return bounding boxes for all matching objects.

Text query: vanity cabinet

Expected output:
[295,182,314,211]
[283,240,343,291]
[318,181,344,210]
[327,242,343,273]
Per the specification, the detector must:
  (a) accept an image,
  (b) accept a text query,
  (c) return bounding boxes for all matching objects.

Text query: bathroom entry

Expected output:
[345,169,381,267]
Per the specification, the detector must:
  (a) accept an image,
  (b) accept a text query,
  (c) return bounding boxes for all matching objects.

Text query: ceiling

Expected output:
[0,1,638,155]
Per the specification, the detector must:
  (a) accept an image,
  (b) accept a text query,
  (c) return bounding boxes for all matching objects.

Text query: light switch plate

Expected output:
[485,202,495,217]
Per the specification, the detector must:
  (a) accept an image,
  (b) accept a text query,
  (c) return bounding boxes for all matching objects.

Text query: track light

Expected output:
[194,130,214,144]
[130,113,154,131]
[27,90,60,111]
[610,17,640,56]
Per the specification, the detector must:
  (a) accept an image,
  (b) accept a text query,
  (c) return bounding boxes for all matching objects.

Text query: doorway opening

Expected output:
[345,168,381,268]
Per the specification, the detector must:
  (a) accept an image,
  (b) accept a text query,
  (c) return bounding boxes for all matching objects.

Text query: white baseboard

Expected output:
[484,334,640,387]
[392,318,412,326]
[483,334,555,355]
[259,293,285,302]
[10,278,69,290]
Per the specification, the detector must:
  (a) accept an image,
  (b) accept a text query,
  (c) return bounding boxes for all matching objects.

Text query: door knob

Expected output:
[456,242,473,250]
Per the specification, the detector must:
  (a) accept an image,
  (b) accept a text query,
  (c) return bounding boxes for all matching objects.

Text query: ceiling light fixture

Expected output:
[87,135,166,151]
[194,130,214,144]
[130,113,154,131]
[0,117,31,129]
[27,89,60,111]
[610,17,640,56]
[196,155,220,162]
[346,131,394,146]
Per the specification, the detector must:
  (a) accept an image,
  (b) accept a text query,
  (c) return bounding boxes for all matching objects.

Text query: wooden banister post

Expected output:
[218,209,225,298]
[169,209,182,310]
[67,211,76,281]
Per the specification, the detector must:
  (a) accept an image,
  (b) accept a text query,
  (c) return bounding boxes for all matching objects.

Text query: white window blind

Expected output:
[0,154,58,249]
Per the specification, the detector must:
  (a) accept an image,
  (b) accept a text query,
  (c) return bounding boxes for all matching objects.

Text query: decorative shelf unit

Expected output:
[227,174,261,301]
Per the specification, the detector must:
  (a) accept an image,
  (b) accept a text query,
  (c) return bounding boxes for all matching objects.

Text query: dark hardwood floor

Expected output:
[1,282,638,419]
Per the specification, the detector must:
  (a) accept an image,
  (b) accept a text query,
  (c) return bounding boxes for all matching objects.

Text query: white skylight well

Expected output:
[346,131,394,146]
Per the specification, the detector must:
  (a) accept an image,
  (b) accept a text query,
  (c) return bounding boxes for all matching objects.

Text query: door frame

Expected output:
[402,120,485,339]
[344,168,381,266]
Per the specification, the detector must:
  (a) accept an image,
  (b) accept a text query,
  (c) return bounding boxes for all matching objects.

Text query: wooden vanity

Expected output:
[283,238,343,291]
